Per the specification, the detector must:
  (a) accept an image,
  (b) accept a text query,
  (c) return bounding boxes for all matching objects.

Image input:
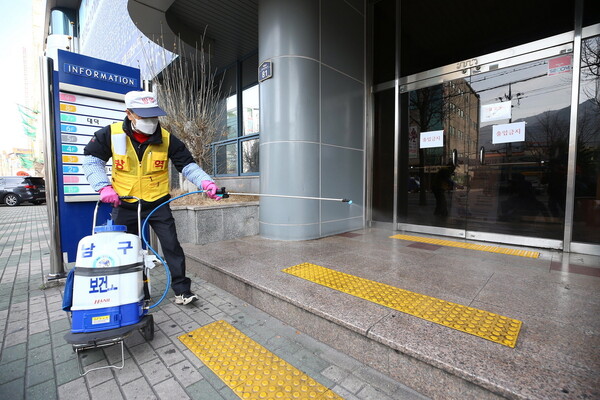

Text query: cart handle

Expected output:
[91,196,142,235]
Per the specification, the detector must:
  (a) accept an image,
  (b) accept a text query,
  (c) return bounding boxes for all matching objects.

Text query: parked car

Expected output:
[0,176,46,206]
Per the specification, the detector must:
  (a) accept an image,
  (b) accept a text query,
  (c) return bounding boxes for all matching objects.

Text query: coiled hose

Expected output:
[140,190,206,309]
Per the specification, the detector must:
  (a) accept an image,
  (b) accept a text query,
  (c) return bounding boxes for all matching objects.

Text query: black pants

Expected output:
[112,205,191,295]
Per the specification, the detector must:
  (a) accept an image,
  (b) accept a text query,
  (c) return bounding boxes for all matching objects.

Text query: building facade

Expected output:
[44,0,600,254]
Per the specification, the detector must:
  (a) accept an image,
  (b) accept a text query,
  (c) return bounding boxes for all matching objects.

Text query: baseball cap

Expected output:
[124,91,167,117]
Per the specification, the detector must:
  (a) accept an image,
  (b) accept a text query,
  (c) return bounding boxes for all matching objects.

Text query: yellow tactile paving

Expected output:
[283,263,522,348]
[390,234,540,258]
[179,320,344,399]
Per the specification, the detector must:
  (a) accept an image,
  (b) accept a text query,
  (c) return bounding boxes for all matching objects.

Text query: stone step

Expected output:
[184,252,510,400]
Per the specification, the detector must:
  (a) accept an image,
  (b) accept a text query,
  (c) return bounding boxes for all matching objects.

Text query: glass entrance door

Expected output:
[401,54,573,244]
[467,58,572,241]
[402,80,473,234]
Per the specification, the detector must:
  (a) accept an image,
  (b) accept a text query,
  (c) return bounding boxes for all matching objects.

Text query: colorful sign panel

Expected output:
[59,92,124,197]
[548,55,572,76]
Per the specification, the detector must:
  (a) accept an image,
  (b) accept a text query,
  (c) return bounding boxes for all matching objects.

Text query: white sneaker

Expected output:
[174,292,199,305]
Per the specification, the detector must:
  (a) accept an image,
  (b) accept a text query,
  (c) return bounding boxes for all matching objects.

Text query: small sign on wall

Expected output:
[548,55,572,76]
[492,121,525,144]
[420,130,444,149]
[259,60,273,82]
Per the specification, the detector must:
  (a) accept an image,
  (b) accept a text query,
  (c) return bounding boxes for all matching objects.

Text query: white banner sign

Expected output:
[492,121,525,144]
[420,130,444,149]
[481,101,512,123]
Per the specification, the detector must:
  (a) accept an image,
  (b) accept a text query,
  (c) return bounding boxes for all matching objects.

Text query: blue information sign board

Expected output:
[54,50,141,263]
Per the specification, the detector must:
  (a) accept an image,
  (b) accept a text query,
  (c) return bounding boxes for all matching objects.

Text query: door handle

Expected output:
[479,146,485,165]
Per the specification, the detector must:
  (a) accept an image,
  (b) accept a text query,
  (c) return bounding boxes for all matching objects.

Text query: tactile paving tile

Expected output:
[283,263,522,348]
[389,234,540,258]
[179,320,344,399]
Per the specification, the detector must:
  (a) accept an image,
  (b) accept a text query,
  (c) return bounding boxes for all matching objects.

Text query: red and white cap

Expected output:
[124,91,167,117]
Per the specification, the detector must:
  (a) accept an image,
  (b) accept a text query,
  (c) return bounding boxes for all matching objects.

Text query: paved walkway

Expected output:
[0,205,428,400]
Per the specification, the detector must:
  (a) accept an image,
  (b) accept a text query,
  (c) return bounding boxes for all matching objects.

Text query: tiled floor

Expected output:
[0,205,428,400]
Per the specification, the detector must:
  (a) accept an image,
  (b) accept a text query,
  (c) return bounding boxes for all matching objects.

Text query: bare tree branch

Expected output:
[142,32,225,174]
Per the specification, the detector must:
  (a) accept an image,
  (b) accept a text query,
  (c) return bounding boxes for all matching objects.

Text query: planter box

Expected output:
[172,202,259,245]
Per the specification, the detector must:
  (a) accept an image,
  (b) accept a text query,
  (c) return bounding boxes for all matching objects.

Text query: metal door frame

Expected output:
[371,22,600,254]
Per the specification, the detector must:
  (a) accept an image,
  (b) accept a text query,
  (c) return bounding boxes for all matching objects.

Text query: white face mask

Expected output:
[133,117,159,135]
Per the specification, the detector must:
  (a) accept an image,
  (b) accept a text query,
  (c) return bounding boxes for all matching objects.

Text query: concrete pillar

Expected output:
[259,0,365,240]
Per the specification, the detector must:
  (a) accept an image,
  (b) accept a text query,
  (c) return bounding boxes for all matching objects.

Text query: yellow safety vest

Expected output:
[110,123,170,203]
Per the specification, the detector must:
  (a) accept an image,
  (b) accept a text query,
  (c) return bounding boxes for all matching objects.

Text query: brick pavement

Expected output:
[0,205,427,400]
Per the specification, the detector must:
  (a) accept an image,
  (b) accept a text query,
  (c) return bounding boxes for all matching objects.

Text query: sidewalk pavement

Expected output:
[0,205,428,400]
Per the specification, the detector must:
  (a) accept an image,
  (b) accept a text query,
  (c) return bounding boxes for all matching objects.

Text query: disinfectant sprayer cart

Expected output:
[63,197,158,376]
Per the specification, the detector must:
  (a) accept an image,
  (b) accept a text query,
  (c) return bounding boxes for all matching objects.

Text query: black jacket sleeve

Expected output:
[168,134,196,172]
[83,125,113,162]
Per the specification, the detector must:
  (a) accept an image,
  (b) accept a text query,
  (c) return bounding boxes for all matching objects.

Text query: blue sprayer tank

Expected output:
[70,220,147,333]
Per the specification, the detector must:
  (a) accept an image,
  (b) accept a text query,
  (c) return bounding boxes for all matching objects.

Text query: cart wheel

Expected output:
[141,315,154,341]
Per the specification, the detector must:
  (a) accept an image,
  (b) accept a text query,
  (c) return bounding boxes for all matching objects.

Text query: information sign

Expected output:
[50,50,141,264]
[59,92,123,200]
[259,60,273,82]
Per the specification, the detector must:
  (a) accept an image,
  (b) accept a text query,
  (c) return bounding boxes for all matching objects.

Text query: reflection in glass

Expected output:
[468,58,572,240]
[242,85,260,135]
[225,95,238,139]
[404,81,478,231]
[215,143,238,175]
[372,89,395,222]
[403,56,575,240]
[242,139,259,173]
[573,36,600,244]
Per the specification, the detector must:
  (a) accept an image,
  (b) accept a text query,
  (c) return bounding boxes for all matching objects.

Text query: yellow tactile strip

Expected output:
[390,234,540,258]
[283,263,522,348]
[179,320,344,399]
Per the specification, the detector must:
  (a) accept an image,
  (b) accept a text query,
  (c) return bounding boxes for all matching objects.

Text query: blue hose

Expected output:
[140,190,206,309]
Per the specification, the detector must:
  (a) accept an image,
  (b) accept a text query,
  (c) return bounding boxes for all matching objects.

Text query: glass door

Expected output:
[466,57,572,242]
[400,53,573,245]
[403,81,472,234]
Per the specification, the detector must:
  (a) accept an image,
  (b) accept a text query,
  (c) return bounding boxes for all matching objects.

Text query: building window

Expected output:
[212,52,260,176]
[242,138,259,173]
[215,142,238,175]
[242,85,260,135]
[225,95,238,139]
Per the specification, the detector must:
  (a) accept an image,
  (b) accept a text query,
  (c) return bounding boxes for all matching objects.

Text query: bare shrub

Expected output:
[143,33,225,174]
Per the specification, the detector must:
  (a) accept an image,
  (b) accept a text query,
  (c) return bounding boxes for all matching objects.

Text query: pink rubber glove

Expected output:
[99,186,121,207]
[201,180,220,201]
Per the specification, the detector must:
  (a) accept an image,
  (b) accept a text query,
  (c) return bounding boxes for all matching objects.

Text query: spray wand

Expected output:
[142,188,353,309]
[215,188,353,204]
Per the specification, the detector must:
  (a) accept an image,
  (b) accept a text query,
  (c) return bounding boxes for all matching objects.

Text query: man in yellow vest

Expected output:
[82,90,220,305]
